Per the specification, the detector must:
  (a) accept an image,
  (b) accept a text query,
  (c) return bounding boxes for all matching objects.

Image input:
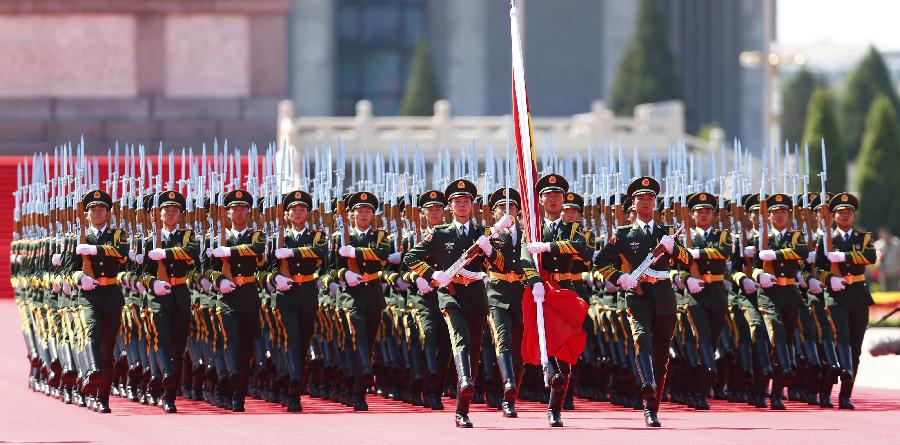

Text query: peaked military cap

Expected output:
[536,173,569,194]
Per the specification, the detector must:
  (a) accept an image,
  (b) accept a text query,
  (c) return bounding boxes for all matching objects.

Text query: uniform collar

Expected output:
[354,226,370,237]
[289,226,307,238]
[835,227,853,239]
[229,227,251,238]
[693,226,711,238]
[636,218,655,232]
[452,220,470,233]
[161,226,179,240]
[90,225,108,237]
[544,217,562,228]
[770,227,786,238]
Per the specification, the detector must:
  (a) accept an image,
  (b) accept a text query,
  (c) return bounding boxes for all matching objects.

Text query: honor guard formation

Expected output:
[11,139,876,428]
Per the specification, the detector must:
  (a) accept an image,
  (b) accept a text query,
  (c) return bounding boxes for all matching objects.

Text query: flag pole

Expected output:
[510,0,550,383]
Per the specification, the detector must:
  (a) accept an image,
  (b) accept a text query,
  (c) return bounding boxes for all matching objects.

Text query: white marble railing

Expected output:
[276,99,724,160]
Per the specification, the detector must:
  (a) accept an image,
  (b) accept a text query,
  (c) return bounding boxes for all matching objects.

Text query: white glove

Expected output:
[743,246,757,258]
[723,279,733,293]
[316,279,324,289]
[134,253,144,264]
[275,248,294,259]
[338,246,355,258]
[415,277,433,294]
[660,235,675,253]
[15,254,23,264]
[617,273,638,291]
[688,248,700,260]
[200,278,212,293]
[344,271,362,287]
[219,279,236,294]
[387,252,402,265]
[826,251,846,263]
[51,253,62,267]
[76,244,97,256]
[432,270,451,288]
[212,246,231,258]
[153,280,172,296]
[79,275,98,291]
[532,282,545,303]
[808,278,823,294]
[328,281,339,297]
[806,251,816,264]
[457,268,484,281]
[686,277,705,294]
[759,250,777,261]
[62,281,72,295]
[205,247,213,258]
[673,275,686,290]
[475,235,492,256]
[526,242,551,255]
[52,281,61,294]
[798,271,808,288]
[829,276,846,292]
[758,273,774,288]
[135,281,146,294]
[741,277,758,294]
[265,279,276,294]
[274,274,292,292]
[128,251,135,261]
[8,254,15,263]
[395,277,409,292]
[495,214,514,230]
[604,280,618,293]
[148,248,166,261]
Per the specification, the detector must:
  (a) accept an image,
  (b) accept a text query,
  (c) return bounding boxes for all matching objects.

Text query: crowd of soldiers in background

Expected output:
[11,138,875,428]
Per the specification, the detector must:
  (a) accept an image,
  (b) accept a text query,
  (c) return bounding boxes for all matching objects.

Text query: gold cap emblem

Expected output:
[360,193,368,200]
[549,176,557,184]
[457,181,465,188]
[775,195,782,202]
[430,191,437,198]
[842,194,849,202]
[641,178,650,186]
[168,192,175,199]
[93,191,100,198]
[700,194,707,201]
[235,191,243,198]
[567,193,574,200]
[294,192,301,199]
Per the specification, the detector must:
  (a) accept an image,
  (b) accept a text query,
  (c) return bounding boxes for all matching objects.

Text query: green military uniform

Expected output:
[403,179,488,428]
[68,190,129,413]
[595,176,692,427]
[329,191,391,411]
[269,190,328,411]
[139,190,199,412]
[814,193,876,409]
[482,187,524,418]
[745,193,809,409]
[208,189,266,412]
[402,190,451,410]
[675,192,731,410]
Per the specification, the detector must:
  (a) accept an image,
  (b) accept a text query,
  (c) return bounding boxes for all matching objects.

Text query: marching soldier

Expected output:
[403,179,493,428]
[208,189,266,412]
[482,187,523,418]
[595,176,692,427]
[69,189,130,413]
[331,191,392,411]
[677,192,731,410]
[270,190,329,411]
[142,190,200,413]
[405,189,452,410]
[814,193,875,409]
[745,193,808,410]
[521,173,590,427]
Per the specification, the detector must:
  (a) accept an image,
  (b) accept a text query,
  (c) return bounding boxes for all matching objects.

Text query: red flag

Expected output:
[521,276,590,365]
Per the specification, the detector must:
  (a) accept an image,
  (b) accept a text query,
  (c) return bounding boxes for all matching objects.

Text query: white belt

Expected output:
[643,269,669,280]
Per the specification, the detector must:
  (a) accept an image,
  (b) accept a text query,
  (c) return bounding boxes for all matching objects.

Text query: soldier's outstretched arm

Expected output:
[403,231,438,281]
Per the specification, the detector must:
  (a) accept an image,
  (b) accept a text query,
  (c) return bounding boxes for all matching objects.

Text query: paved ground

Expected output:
[2,299,898,444]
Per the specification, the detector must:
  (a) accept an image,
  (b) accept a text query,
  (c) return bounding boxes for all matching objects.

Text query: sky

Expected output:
[777,0,900,52]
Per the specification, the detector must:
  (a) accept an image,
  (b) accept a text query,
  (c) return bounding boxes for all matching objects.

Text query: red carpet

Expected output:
[2,301,899,443]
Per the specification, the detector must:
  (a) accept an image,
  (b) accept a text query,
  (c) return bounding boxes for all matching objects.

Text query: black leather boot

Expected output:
[453,351,474,428]
[496,352,518,418]
[546,358,570,427]
[635,352,657,398]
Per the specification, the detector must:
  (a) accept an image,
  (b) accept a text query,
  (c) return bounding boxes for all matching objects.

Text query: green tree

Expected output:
[856,96,900,232]
[803,88,846,192]
[781,68,821,144]
[398,39,441,116]
[609,0,680,115]
[840,46,900,159]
